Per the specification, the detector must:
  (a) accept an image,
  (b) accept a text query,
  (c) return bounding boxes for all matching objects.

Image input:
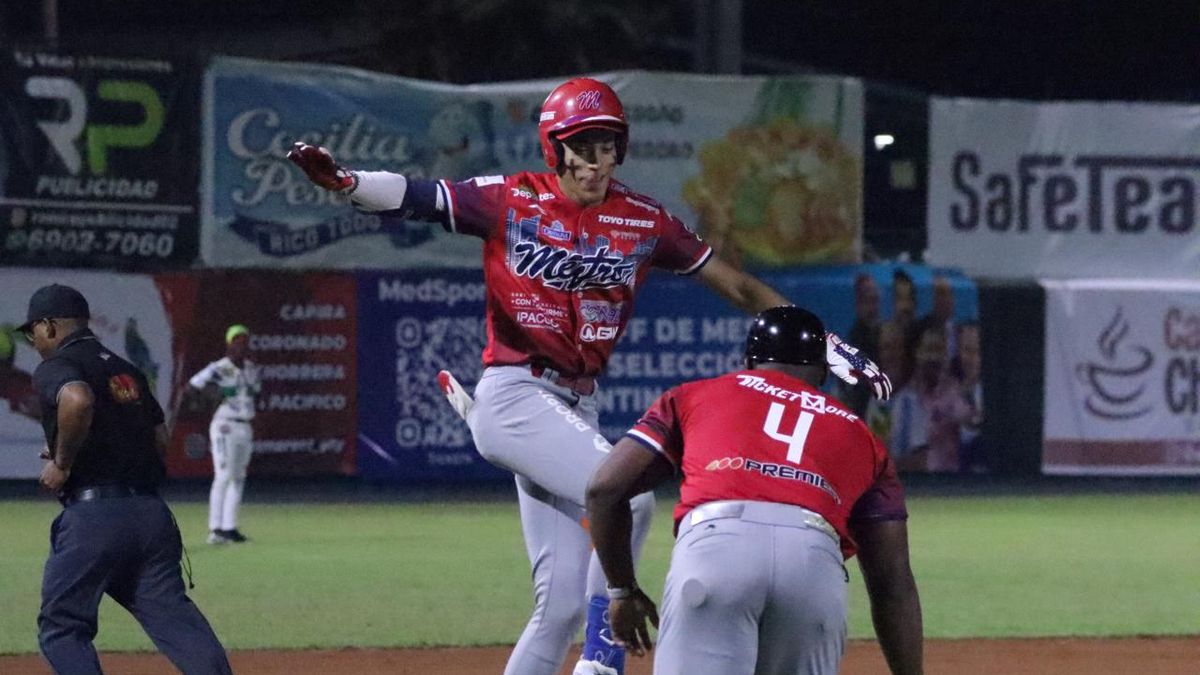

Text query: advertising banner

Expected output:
[0,47,200,269]
[355,270,503,481]
[203,59,862,269]
[929,98,1200,279]
[0,268,356,478]
[356,264,977,482]
[0,269,179,478]
[165,271,358,477]
[1043,279,1200,475]
[754,266,982,475]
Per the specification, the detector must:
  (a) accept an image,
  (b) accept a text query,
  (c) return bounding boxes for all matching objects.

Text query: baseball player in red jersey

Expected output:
[289,79,893,675]
[587,306,922,675]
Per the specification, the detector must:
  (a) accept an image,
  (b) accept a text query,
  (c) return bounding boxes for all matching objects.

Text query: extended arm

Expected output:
[696,255,790,313]
[287,142,447,219]
[851,518,923,675]
[182,365,222,416]
[695,256,892,399]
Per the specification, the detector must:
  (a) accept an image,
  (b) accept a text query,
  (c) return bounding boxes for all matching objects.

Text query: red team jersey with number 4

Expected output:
[437,172,712,377]
[628,368,908,558]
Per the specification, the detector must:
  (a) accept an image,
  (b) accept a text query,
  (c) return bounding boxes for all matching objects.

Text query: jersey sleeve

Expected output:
[373,175,506,240]
[188,361,218,389]
[848,436,909,523]
[651,211,713,275]
[33,356,87,411]
[625,387,685,468]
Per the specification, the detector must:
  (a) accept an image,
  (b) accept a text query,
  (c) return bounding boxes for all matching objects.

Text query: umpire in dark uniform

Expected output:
[20,284,232,674]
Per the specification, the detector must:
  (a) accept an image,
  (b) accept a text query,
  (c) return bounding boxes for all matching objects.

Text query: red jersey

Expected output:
[628,368,908,558]
[438,172,712,377]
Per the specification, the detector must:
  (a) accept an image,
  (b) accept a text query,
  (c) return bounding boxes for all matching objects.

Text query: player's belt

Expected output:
[218,417,253,424]
[63,485,158,506]
[679,500,839,545]
[530,364,596,396]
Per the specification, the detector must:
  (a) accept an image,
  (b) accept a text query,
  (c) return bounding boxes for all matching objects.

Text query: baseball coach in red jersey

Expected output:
[587,306,922,675]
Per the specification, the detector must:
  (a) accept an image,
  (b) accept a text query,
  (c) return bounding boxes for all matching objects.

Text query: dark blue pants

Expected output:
[38,495,232,675]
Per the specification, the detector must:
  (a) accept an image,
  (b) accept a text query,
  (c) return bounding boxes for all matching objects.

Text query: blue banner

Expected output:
[355,269,502,481]
[356,264,978,482]
[596,264,978,439]
[203,57,554,269]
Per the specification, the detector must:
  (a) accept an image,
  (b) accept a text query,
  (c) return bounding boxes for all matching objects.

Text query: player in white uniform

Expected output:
[188,324,260,545]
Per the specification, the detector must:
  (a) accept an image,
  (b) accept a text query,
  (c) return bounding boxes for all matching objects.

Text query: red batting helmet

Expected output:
[538,78,628,169]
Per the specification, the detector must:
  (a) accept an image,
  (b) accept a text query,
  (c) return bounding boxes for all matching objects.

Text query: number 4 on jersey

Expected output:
[762,402,815,464]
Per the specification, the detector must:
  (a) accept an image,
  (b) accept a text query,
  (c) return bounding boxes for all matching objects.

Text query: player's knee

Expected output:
[474,439,499,464]
[37,609,87,646]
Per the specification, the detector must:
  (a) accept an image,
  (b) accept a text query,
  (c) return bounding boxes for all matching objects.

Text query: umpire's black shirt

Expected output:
[34,327,166,495]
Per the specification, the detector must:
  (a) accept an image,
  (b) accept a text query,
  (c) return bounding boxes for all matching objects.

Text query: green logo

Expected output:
[25,76,164,175]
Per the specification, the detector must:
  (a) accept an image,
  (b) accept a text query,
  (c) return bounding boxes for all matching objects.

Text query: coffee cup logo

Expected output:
[1075,306,1154,420]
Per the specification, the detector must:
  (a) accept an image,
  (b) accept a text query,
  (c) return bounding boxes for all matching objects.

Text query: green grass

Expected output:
[1,493,1197,654]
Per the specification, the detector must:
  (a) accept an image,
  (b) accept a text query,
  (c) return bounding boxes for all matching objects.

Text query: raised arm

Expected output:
[287,142,497,236]
[287,143,408,211]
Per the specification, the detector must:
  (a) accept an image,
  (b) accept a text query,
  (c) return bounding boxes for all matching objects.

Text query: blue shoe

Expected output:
[578,595,625,674]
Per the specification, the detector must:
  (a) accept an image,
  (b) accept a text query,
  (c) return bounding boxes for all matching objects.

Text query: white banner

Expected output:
[0,270,176,478]
[203,60,863,269]
[929,98,1200,279]
[1043,279,1200,475]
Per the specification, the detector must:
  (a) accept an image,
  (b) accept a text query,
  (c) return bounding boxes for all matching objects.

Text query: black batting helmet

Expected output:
[744,306,826,368]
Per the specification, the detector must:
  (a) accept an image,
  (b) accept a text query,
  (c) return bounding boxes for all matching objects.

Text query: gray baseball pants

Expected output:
[467,365,655,675]
[654,500,848,675]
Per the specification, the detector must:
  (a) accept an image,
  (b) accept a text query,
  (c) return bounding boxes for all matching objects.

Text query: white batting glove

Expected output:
[826,332,893,401]
[437,370,475,420]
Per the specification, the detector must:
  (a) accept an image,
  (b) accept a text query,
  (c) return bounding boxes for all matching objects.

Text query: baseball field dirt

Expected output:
[2,636,1197,674]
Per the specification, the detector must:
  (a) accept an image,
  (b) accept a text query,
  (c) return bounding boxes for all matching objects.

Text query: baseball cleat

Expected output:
[207,530,231,545]
[437,370,475,420]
